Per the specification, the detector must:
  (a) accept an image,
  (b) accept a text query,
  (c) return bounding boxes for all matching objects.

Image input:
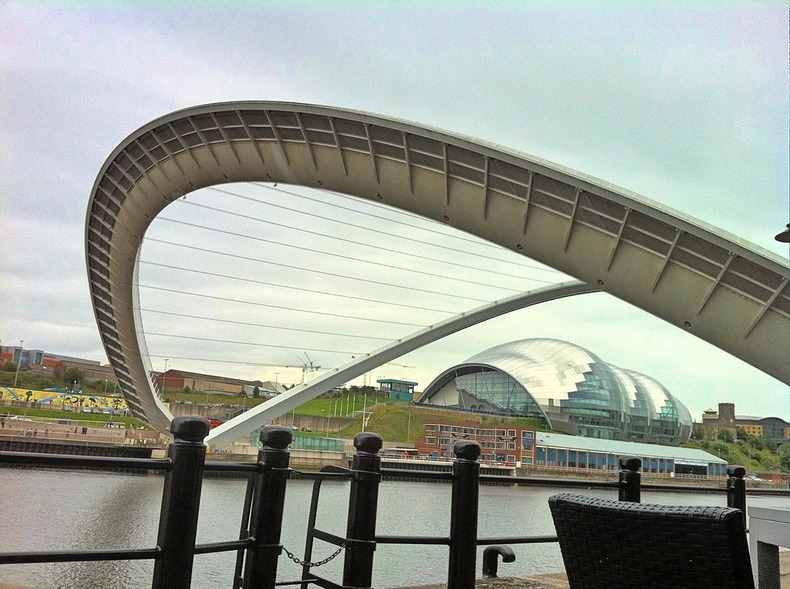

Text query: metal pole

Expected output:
[726,465,747,513]
[447,440,481,589]
[342,432,382,589]
[243,425,292,589]
[151,416,210,589]
[618,456,642,502]
[13,340,23,387]
[162,359,168,394]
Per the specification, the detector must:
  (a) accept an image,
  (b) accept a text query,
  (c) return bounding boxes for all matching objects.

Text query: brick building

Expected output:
[416,421,537,466]
[154,368,261,396]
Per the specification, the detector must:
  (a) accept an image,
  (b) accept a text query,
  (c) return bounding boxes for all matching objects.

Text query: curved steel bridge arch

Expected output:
[86,101,790,438]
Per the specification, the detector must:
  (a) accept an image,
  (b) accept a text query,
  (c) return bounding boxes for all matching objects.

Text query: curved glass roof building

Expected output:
[416,338,693,445]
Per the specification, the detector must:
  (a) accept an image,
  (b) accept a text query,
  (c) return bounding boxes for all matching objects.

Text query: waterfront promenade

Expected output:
[0,415,163,448]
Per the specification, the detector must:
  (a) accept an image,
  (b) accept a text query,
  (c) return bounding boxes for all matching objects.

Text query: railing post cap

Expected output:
[170,416,210,442]
[453,440,481,461]
[260,425,293,449]
[354,432,383,454]
[727,465,746,478]
[619,456,642,471]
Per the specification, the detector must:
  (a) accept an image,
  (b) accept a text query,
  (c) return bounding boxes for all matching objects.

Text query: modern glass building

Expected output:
[416,338,693,445]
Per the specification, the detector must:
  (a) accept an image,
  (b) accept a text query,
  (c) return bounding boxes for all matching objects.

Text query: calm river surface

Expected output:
[1,468,787,588]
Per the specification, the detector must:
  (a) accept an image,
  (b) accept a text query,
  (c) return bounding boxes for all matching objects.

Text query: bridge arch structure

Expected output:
[86,101,790,444]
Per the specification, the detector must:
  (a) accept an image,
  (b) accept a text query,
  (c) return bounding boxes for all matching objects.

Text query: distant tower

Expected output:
[718,403,736,427]
[718,402,738,439]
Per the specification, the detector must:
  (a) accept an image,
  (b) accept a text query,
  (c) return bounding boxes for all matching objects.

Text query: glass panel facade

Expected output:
[418,338,693,445]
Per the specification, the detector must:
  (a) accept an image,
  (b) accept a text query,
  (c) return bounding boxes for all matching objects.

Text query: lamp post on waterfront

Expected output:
[361,392,368,432]
[162,359,169,395]
[13,340,23,387]
[737,439,752,467]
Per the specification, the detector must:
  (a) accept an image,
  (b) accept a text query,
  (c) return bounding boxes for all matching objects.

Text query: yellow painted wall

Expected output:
[0,387,129,412]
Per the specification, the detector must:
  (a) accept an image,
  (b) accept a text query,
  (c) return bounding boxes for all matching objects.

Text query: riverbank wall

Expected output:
[0,417,164,460]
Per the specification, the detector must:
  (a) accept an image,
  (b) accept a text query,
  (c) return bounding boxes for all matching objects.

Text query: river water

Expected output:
[1,468,786,588]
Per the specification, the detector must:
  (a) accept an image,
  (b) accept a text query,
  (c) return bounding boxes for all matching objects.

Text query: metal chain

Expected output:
[281,543,346,568]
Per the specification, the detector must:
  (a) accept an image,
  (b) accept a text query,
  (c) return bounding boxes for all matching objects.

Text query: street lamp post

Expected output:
[361,392,368,432]
[737,439,752,467]
[13,340,23,388]
[162,359,169,395]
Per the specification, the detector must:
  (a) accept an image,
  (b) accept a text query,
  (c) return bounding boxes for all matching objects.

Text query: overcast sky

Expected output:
[2,2,788,421]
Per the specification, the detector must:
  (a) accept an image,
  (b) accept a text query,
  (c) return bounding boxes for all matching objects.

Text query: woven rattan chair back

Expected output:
[548,493,754,589]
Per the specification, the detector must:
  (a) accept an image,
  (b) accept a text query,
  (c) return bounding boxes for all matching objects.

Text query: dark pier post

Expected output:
[726,465,747,513]
[243,425,293,589]
[151,416,210,589]
[447,440,481,589]
[618,456,641,503]
[342,432,383,589]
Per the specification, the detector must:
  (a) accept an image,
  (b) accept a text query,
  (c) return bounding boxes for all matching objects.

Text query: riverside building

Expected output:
[416,338,693,445]
[416,421,725,479]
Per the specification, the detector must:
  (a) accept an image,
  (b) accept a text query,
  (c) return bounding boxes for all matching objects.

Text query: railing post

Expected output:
[151,416,210,589]
[618,456,641,503]
[726,465,747,513]
[342,432,383,589]
[447,440,481,589]
[243,425,292,589]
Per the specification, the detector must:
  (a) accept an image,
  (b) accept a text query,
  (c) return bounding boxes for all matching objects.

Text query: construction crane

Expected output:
[297,353,321,383]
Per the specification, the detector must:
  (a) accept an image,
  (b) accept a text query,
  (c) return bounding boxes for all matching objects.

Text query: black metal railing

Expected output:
[0,415,764,589]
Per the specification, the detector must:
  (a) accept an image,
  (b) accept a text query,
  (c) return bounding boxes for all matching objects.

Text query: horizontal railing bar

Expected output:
[194,538,253,554]
[310,528,346,546]
[375,534,449,546]
[203,461,259,474]
[302,572,344,589]
[478,473,620,488]
[476,535,558,545]
[273,578,319,586]
[291,469,353,480]
[0,547,160,564]
[0,450,171,471]
[639,482,751,495]
[379,468,454,481]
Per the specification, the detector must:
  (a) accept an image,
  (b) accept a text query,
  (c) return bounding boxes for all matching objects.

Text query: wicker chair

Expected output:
[548,493,754,589]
